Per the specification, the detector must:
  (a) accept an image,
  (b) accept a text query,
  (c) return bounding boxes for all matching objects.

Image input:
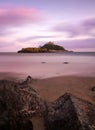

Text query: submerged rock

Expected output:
[44,93,95,130]
[63,62,69,64]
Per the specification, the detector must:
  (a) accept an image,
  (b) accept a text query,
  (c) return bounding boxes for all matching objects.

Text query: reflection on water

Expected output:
[0,52,95,79]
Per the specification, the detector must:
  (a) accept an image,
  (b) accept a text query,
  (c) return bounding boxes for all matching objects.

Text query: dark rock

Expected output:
[63,62,69,64]
[1,78,95,130]
[0,113,33,130]
[21,76,33,84]
[41,62,46,64]
[44,93,95,130]
[0,79,46,130]
[91,86,95,91]
[16,115,33,130]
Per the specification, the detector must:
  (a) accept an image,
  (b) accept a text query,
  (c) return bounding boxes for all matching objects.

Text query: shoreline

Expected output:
[0,71,95,80]
[0,72,95,105]
[0,72,27,81]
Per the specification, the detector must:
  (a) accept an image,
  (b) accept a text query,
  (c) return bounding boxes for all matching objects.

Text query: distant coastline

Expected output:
[18,42,72,53]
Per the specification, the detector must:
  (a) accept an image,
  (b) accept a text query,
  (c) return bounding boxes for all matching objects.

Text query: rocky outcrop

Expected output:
[44,93,95,130]
[0,77,95,130]
[0,76,46,130]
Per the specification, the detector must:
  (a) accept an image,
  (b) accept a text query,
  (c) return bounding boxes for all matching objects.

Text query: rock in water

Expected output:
[44,93,95,130]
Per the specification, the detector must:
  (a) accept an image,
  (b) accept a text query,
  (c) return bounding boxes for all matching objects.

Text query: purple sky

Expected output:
[0,0,95,52]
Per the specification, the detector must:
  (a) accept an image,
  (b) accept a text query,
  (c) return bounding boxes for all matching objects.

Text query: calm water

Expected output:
[0,52,95,79]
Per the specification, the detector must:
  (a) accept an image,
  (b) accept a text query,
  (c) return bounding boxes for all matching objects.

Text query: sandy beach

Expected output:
[31,76,95,105]
[0,53,95,130]
[0,72,94,105]
[32,75,95,130]
[0,73,95,130]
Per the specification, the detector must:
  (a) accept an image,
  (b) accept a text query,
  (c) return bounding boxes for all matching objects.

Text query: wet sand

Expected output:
[0,72,95,104]
[31,75,95,130]
[32,76,95,105]
[0,72,26,81]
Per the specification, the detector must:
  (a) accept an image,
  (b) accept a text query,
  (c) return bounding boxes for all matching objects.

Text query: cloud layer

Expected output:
[53,17,95,38]
[0,6,43,27]
[59,38,95,48]
[0,3,95,52]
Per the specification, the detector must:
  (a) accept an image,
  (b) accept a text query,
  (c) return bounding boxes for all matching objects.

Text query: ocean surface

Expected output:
[0,52,95,79]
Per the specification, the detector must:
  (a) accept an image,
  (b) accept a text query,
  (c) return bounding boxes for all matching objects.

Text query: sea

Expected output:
[0,52,95,79]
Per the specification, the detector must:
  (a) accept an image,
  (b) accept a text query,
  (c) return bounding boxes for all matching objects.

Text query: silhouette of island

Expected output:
[18,42,71,53]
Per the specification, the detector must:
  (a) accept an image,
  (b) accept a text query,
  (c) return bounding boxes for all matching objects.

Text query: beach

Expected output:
[0,73,95,129]
[0,52,95,130]
[0,52,95,104]
[32,76,95,104]
[0,71,95,104]
[32,76,95,130]
[0,73,95,130]
[0,72,95,106]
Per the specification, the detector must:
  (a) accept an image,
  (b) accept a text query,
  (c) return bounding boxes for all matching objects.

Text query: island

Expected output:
[18,42,70,53]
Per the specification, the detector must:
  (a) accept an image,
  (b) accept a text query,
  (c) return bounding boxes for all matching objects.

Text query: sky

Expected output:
[0,0,95,52]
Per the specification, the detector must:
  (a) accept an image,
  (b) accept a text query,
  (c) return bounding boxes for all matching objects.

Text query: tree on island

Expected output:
[18,42,68,53]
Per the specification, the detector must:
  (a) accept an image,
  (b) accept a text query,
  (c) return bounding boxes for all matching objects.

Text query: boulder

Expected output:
[44,93,95,130]
[0,78,95,130]
[0,78,46,130]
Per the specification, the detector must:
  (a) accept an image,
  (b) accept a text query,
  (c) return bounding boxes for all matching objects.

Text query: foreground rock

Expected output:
[45,93,95,130]
[0,77,95,130]
[0,77,46,130]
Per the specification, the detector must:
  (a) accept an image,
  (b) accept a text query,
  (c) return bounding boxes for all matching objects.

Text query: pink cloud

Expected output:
[0,6,44,27]
[82,18,95,27]
[81,18,95,32]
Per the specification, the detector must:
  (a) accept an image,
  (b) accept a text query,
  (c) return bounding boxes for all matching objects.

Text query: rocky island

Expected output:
[18,42,70,53]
